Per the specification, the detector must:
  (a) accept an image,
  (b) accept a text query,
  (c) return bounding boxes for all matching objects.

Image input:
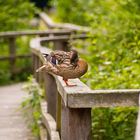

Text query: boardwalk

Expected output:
[0,83,38,140]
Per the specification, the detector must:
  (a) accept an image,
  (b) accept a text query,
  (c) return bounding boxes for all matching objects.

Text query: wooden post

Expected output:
[44,73,57,120]
[33,55,39,81]
[42,40,69,124]
[38,59,44,86]
[61,101,92,140]
[53,40,70,136]
[32,54,36,77]
[36,56,40,82]
[56,92,61,133]
[8,37,16,78]
[53,41,69,51]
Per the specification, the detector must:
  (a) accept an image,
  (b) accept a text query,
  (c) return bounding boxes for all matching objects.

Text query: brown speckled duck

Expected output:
[36,50,88,86]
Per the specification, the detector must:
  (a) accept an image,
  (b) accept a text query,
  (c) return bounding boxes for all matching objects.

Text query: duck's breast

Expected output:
[58,59,88,79]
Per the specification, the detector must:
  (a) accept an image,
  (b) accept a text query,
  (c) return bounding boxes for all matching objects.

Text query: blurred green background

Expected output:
[0,0,140,139]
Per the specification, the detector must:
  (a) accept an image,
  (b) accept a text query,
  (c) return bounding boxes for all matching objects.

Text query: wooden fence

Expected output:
[0,12,140,140]
[30,33,140,140]
[30,12,140,140]
[0,30,72,76]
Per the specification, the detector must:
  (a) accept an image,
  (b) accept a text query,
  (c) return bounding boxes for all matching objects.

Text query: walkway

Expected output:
[0,83,38,140]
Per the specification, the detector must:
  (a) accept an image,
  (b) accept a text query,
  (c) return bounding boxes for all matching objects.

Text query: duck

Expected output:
[36,49,88,86]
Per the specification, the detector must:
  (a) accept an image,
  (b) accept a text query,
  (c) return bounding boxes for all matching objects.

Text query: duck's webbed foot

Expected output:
[63,79,76,87]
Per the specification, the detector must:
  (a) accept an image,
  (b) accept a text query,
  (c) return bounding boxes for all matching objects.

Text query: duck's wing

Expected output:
[45,62,59,75]
[55,58,76,71]
[51,50,71,64]
[37,51,73,74]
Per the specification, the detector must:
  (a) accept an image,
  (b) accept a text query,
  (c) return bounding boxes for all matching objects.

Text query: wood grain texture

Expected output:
[54,76,140,107]
[40,100,60,140]
[61,100,91,140]
[0,30,72,38]
[56,92,61,134]
[44,73,57,120]
[8,37,16,76]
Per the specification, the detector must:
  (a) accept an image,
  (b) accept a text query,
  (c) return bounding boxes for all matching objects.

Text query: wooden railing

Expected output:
[30,35,140,140]
[0,30,72,77]
[29,13,140,140]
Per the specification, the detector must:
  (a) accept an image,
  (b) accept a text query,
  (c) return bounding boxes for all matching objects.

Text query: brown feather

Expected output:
[36,50,88,80]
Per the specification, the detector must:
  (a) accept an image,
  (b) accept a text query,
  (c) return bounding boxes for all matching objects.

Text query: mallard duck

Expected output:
[36,50,88,86]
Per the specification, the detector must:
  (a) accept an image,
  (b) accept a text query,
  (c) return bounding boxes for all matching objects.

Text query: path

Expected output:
[0,83,38,140]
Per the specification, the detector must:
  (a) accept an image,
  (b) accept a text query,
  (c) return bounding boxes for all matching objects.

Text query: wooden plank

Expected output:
[34,55,39,82]
[39,12,90,32]
[30,35,88,57]
[55,76,140,108]
[61,100,91,140]
[56,92,61,133]
[67,90,139,108]
[0,30,72,38]
[53,35,69,135]
[40,34,89,42]
[39,13,54,29]
[30,38,140,108]
[8,37,16,76]
[30,35,88,66]
[38,59,44,85]
[44,73,57,120]
[32,54,36,77]
[40,100,60,140]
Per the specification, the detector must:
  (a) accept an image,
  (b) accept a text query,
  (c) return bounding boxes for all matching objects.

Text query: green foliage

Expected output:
[0,0,37,31]
[0,69,11,85]
[0,0,37,85]
[51,0,140,139]
[92,107,137,140]
[51,0,89,25]
[22,75,43,137]
[0,37,32,85]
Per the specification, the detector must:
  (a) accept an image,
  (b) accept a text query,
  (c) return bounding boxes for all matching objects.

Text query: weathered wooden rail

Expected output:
[39,12,90,32]
[30,12,140,140]
[30,35,140,140]
[0,30,72,76]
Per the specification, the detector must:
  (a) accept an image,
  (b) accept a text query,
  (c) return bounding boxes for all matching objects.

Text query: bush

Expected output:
[0,0,36,31]
[22,75,43,137]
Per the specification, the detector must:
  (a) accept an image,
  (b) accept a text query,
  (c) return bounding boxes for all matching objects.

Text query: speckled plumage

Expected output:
[36,50,88,86]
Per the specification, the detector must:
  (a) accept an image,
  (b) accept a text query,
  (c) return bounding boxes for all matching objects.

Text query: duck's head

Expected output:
[70,49,79,65]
